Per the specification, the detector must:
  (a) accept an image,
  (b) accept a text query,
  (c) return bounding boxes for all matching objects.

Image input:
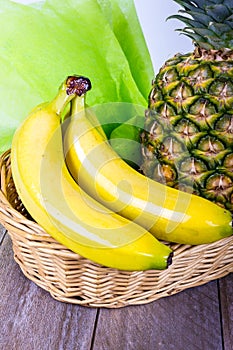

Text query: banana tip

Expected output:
[167,251,173,268]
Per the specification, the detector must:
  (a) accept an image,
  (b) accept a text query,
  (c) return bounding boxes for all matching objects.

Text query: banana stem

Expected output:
[70,93,86,117]
[50,75,92,117]
[67,76,108,141]
[70,94,108,141]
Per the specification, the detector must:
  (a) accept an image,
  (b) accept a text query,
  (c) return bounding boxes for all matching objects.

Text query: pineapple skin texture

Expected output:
[141,49,233,212]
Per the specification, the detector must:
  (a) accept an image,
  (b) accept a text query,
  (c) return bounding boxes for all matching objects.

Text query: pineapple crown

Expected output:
[169,0,233,50]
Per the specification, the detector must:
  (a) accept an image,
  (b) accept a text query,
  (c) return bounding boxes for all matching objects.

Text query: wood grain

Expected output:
[0,233,97,350]
[92,282,223,350]
[219,275,233,350]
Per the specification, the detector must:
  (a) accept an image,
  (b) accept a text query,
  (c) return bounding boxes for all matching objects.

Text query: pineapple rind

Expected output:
[141,51,233,211]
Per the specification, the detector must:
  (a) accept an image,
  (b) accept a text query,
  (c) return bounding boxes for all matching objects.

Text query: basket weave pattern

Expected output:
[0,150,232,308]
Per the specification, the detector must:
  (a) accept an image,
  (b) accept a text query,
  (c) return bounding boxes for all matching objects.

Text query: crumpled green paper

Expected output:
[0,0,154,152]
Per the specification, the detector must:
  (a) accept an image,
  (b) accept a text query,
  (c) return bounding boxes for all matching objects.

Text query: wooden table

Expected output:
[1,224,232,350]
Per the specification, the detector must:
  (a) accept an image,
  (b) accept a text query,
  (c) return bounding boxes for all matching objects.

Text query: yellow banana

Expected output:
[64,88,232,245]
[11,75,173,271]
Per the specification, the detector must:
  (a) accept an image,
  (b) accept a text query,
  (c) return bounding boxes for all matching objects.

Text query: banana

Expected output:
[11,75,173,271]
[64,88,232,245]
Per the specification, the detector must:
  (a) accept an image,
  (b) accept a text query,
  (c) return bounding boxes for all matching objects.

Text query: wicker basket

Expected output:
[0,150,232,308]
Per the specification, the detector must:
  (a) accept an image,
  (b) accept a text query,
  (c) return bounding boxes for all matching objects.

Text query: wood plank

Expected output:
[219,273,233,350]
[93,281,223,350]
[0,233,97,350]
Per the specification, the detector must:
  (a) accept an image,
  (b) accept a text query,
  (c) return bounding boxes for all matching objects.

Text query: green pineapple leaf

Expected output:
[206,4,232,22]
[172,0,204,13]
[169,0,233,49]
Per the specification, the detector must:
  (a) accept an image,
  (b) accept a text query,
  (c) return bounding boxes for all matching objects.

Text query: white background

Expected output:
[134,0,193,73]
[13,0,193,74]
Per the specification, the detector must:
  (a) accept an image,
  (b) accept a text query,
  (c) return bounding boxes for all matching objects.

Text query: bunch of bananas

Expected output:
[11,76,232,271]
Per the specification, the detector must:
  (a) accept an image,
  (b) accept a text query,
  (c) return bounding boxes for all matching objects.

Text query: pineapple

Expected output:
[140,0,233,212]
